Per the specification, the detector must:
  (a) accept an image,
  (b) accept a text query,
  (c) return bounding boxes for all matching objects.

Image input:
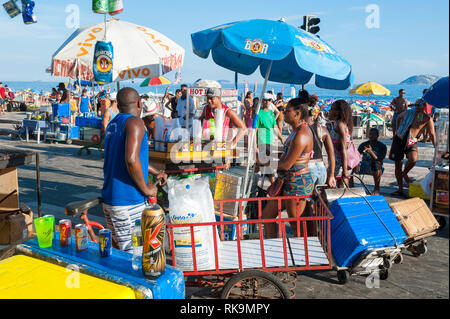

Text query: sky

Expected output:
[0,0,448,85]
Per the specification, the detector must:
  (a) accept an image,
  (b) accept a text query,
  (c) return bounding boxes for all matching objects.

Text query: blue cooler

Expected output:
[330,195,407,267]
[51,103,71,117]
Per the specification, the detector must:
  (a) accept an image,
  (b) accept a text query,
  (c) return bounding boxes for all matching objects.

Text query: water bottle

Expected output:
[131,219,143,271]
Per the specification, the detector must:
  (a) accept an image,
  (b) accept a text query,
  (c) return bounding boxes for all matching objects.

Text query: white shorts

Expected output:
[102,202,147,252]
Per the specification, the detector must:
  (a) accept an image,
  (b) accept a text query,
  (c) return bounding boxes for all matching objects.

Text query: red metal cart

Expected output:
[166,195,333,299]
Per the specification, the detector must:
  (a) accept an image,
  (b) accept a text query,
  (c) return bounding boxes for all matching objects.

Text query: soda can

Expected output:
[108,0,123,15]
[99,229,112,257]
[92,0,108,14]
[59,219,72,246]
[75,224,88,252]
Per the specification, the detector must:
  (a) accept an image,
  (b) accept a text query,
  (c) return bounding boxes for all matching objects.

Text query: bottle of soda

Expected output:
[131,219,143,271]
[141,197,165,278]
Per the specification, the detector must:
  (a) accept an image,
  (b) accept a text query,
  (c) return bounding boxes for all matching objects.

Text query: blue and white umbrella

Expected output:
[423,76,449,108]
[191,18,353,196]
[192,19,353,89]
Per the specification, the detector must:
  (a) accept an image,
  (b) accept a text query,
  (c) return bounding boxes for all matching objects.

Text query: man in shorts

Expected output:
[102,87,167,252]
[389,99,436,198]
[390,89,409,135]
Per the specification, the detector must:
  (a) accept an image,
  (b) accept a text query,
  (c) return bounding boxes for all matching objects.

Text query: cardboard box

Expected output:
[389,198,439,240]
[0,204,34,245]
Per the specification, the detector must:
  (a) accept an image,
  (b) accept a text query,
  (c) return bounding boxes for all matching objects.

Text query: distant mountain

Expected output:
[399,75,441,85]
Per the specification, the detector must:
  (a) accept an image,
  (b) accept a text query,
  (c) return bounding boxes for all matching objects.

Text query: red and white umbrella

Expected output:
[49,18,184,82]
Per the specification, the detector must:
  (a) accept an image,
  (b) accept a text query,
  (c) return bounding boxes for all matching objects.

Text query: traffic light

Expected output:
[300,15,321,35]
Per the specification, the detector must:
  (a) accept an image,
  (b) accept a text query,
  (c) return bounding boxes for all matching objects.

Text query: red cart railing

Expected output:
[166,195,333,298]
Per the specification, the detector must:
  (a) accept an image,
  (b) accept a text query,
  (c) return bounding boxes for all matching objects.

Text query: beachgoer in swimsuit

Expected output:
[261,98,314,238]
[328,99,354,186]
[390,89,409,135]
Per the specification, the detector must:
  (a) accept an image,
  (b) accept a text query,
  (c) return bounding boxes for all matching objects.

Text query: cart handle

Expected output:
[341,174,372,195]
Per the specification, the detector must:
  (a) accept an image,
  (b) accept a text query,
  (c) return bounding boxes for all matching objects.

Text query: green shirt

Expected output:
[256,109,276,145]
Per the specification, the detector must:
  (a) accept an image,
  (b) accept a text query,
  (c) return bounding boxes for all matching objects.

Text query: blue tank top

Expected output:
[80,96,90,113]
[106,107,118,123]
[102,113,149,206]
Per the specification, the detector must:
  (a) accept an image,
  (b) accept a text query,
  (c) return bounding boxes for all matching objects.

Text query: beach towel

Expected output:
[396,109,416,139]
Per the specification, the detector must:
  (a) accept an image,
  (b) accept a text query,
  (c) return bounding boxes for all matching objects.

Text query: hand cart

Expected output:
[316,175,404,285]
[166,194,333,299]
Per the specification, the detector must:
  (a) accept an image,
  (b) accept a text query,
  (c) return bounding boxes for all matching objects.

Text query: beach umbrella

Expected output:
[423,76,449,108]
[349,81,390,96]
[49,18,185,83]
[351,103,363,111]
[191,18,353,197]
[140,76,171,87]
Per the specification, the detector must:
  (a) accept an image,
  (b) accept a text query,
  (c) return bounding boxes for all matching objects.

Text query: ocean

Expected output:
[3,81,430,104]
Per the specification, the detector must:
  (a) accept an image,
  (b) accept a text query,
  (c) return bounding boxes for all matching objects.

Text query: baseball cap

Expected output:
[263,93,273,100]
[206,87,221,98]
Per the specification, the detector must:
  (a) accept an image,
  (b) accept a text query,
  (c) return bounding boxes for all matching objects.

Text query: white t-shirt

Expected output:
[176,96,196,126]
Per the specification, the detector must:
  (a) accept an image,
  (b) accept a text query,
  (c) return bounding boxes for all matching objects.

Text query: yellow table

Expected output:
[0,255,136,299]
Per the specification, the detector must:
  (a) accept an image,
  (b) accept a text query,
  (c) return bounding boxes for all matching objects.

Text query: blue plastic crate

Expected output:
[330,195,407,267]
[51,103,71,117]
[75,116,102,129]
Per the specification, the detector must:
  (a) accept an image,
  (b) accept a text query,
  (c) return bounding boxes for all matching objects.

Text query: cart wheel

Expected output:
[337,270,349,285]
[436,216,447,230]
[66,139,72,145]
[220,270,291,299]
[379,269,389,280]
[412,242,428,257]
[394,253,404,264]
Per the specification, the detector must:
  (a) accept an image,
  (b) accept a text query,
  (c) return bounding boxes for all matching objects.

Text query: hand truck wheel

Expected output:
[379,268,389,280]
[412,242,428,257]
[220,270,291,299]
[337,270,349,285]
[393,253,403,264]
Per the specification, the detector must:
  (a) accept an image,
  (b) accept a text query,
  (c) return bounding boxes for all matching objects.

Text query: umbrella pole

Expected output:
[242,60,273,199]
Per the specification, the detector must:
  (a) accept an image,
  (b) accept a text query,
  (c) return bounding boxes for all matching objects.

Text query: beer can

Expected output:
[99,229,112,257]
[59,219,72,246]
[75,224,88,252]
[108,0,123,15]
[92,0,108,14]
[141,198,166,278]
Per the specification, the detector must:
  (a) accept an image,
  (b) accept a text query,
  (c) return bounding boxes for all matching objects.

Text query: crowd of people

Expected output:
[1,80,438,247]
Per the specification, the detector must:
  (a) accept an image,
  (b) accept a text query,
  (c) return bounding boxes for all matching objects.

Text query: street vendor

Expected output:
[78,89,92,115]
[198,87,247,149]
[142,113,167,140]
[58,82,69,103]
[102,87,167,252]
[261,98,314,238]
[389,98,436,198]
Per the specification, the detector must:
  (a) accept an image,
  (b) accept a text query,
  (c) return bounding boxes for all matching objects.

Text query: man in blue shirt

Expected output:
[102,87,167,251]
[176,84,196,127]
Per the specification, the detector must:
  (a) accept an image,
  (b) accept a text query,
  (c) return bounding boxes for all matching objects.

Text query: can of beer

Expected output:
[75,224,88,252]
[141,198,166,278]
[99,229,112,257]
[108,0,123,15]
[59,219,72,246]
[92,0,108,14]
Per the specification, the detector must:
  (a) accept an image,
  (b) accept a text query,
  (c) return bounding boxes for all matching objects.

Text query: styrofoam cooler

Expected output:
[330,195,407,267]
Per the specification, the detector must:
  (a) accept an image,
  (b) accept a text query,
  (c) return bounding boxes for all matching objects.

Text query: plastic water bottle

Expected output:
[131,219,143,271]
